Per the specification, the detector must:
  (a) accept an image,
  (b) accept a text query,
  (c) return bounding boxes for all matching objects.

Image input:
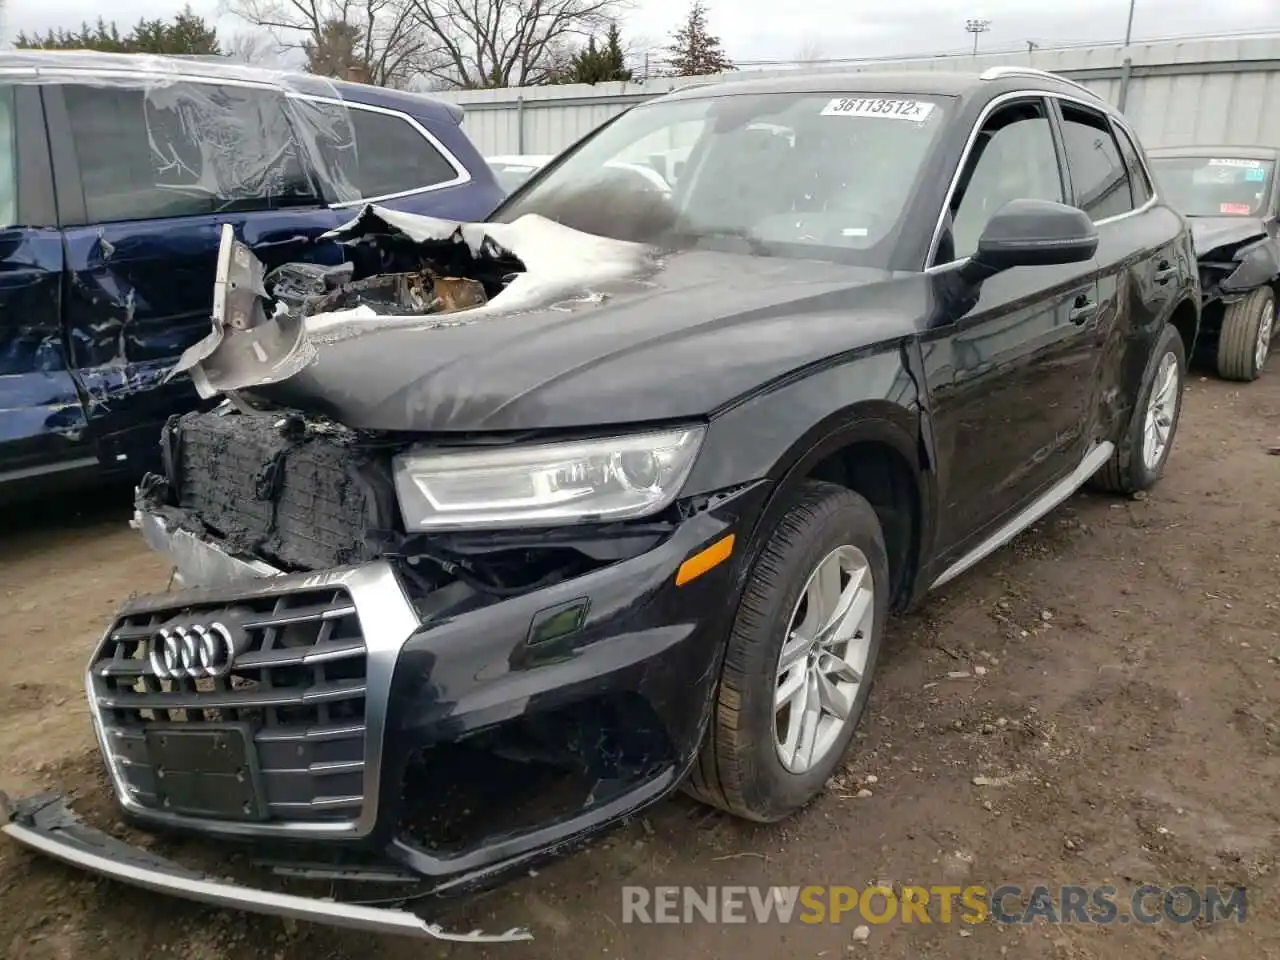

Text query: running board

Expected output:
[929,441,1114,592]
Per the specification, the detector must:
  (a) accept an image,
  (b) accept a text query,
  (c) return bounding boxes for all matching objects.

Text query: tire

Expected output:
[683,481,889,822]
[1216,285,1276,382]
[1090,323,1186,494]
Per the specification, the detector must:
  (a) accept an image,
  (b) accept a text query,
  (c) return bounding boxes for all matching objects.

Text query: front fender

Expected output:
[1221,237,1280,295]
[682,343,933,595]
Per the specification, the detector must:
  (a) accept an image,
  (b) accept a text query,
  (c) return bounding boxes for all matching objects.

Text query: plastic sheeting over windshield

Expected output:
[0,51,361,207]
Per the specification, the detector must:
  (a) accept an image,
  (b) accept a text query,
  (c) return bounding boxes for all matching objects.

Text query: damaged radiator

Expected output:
[168,411,398,571]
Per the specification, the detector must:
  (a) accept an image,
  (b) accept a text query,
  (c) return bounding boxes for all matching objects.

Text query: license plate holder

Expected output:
[145,723,267,821]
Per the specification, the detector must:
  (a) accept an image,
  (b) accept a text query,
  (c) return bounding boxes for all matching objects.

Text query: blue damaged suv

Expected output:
[0,51,504,492]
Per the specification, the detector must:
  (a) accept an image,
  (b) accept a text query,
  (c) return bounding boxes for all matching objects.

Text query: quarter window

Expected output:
[63,82,321,224]
[0,86,15,228]
[943,99,1064,262]
[1058,104,1135,221]
[1111,121,1153,206]
[347,107,459,199]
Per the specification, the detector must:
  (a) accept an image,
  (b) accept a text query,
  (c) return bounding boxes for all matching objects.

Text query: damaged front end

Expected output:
[171,202,647,403]
[173,206,520,399]
[1189,218,1280,303]
[0,793,529,942]
[5,207,761,935]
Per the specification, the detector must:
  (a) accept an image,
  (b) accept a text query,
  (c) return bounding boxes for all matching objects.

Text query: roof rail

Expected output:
[979,66,1101,100]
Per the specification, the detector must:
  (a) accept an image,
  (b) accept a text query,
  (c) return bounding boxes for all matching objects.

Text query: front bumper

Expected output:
[0,793,529,941]
[7,487,761,922]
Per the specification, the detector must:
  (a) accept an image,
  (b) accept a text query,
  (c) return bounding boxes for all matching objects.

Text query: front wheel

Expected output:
[1091,322,1186,494]
[683,481,889,822]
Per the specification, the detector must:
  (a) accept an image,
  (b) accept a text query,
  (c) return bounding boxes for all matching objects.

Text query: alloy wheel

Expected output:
[1256,302,1276,374]
[1142,351,1180,472]
[773,545,875,774]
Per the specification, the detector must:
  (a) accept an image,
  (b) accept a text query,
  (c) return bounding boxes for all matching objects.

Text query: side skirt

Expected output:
[928,441,1115,592]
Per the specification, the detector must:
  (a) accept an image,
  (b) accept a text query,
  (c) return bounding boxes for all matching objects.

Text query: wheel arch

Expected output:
[1166,295,1200,361]
[743,404,931,612]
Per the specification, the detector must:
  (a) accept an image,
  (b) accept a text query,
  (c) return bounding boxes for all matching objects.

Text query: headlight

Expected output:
[393,426,706,531]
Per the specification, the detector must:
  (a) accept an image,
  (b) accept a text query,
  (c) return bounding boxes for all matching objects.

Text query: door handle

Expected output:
[1069,295,1098,325]
[1154,259,1177,285]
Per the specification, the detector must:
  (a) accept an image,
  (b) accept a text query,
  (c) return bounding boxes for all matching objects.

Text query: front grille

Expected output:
[170,410,394,571]
[90,587,368,825]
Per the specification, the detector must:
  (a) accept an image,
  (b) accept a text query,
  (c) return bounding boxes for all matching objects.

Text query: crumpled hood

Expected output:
[255,250,908,432]
[177,204,913,433]
[1189,216,1269,258]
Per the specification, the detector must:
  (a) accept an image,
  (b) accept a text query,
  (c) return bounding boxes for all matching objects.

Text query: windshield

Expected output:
[1150,156,1275,217]
[494,92,952,266]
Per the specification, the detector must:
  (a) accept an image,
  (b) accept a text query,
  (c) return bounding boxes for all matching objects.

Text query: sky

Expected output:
[0,0,1277,66]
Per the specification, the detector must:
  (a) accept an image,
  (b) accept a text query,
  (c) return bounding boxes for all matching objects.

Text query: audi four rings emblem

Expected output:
[148,622,244,679]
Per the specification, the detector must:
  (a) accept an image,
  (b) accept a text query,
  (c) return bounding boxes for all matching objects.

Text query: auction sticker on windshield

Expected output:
[821,97,936,122]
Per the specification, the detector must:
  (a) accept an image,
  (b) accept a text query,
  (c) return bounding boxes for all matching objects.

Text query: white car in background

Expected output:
[486,153,672,196]
[486,154,556,192]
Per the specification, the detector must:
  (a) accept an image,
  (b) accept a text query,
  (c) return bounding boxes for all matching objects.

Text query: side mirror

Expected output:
[959,198,1099,284]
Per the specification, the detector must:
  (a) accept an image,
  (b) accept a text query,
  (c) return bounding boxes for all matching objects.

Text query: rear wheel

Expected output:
[684,481,889,822]
[1216,285,1276,381]
[1091,322,1186,494]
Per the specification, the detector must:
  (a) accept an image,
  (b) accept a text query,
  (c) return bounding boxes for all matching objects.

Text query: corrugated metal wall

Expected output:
[432,35,1280,157]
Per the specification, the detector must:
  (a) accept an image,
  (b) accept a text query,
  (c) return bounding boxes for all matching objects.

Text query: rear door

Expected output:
[42,78,349,473]
[0,81,90,483]
[922,95,1102,558]
[1052,100,1185,450]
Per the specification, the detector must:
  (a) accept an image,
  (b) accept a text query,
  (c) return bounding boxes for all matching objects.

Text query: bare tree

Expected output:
[403,0,628,89]
[793,36,827,64]
[222,0,430,87]
[223,29,287,66]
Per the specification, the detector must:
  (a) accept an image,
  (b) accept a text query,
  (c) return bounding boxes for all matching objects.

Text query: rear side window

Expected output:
[347,107,459,200]
[0,86,15,228]
[1058,104,1134,221]
[63,82,321,224]
[1111,122,1153,206]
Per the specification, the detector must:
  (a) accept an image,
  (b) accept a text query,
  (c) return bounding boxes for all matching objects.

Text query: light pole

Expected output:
[1119,0,1137,111]
[965,18,992,59]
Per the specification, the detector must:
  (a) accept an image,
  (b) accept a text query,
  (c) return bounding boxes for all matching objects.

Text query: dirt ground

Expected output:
[2,372,1279,960]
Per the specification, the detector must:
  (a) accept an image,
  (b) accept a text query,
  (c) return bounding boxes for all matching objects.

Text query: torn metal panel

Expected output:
[172,204,654,400]
[1220,235,1280,294]
[1189,217,1270,259]
[132,505,281,589]
[0,792,532,943]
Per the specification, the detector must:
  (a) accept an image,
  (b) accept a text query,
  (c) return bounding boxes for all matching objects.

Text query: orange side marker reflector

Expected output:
[675,534,736,587]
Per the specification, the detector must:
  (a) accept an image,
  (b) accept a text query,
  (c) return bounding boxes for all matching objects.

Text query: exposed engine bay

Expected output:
[170,203,651,400]
[266,260,489,320]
